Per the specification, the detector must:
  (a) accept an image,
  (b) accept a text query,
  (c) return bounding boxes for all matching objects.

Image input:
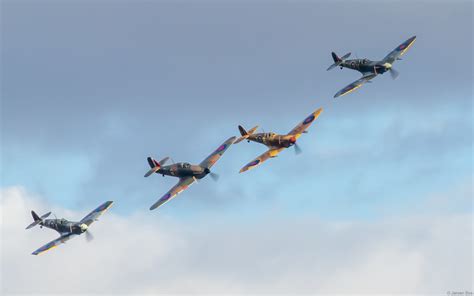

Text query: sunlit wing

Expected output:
[382,36,416,64]
[239,148,284,173]
[334,74,376,98]
[149,177,195,210]
[199,136,236,169]
[79,201,114,226]
[32,233,76,255]
[287,108,323,139]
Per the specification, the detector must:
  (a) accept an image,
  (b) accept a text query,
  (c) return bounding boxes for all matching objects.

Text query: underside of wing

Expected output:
[199,136,236,169]
[334,74,376,98]
[239,148,283,173]
[287,108,323,138]
[79,201,114,226]
[150,177,195,210]
[383,35,416,64]
[32,233,75,255]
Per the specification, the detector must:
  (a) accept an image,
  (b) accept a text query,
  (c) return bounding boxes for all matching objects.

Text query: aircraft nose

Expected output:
[289,136,297,145]
[80,223,88,232]
[204,168,211,174]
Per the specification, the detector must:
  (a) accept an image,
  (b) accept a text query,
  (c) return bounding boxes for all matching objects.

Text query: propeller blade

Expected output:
[209,172,220,181]
[389,68,399,80]
[85,230,94,242]
[294,144,302,155]
[40,212,51,219]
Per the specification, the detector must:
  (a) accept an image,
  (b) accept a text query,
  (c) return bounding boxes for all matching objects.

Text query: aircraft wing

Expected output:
[79,201,114,226]
[150,177,195,210]
[287,108,323,139]
[239,148,284,173]
[32,233,76,255]
[199,136,236,169]
[334,74,377,98]
[382,36,416,64]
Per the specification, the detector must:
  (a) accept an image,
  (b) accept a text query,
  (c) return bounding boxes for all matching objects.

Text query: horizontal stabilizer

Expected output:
[26,211,50,229]
[145,156,162,177]
[235,125,258,144]
[158,157,170,165]
[327,52,351,71]
[26,220,41,230]
[144,165,161,177]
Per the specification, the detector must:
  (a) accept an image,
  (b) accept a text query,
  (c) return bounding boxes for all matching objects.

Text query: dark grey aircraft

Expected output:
[26,201,113,255]
[144,136,236,210]
[327,36,416,98]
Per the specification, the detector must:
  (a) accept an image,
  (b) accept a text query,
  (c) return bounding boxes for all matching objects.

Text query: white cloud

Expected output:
[1,186,472,295]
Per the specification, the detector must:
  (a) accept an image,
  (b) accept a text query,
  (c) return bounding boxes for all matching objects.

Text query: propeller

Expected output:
[85,230,94,242]
[204,167,219,182]
[209,172,220,181]
[389,67,399,79]
[289,136,302,155]
[294,143,302,155]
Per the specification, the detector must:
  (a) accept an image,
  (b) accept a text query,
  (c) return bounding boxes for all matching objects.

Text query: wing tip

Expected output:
[149,201,163,211]
[227,136,237,144]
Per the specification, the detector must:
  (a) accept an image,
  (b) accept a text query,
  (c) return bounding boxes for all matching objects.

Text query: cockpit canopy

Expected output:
[180,162,191,169]
[59,218,68,225]
[362,59,370,64]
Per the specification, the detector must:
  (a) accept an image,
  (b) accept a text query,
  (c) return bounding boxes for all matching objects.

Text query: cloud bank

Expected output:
[1,186,472,295]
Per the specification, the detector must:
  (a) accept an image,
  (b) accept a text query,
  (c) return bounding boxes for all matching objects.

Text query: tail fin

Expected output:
[145,157,163,177]
[235,125,259,144]
[238,125,248,136]
[147,157,160,169]
[26,210,50,229]
[32,210,40,222]
[327,52,351,71]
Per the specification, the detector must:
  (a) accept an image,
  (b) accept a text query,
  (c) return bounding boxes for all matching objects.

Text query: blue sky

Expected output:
[1,1,472,294]
[3,0,471,218]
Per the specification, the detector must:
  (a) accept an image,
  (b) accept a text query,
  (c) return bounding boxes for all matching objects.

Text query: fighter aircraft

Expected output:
[26,201,113,255]
[327,35,416,98]
[235,108,323,173]
[144,136,236,210]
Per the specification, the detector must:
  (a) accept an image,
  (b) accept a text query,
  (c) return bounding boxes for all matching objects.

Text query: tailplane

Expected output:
[26,210,51,229]
[145,156,168,177]
[327,52,351,71]
[235,125,259,144]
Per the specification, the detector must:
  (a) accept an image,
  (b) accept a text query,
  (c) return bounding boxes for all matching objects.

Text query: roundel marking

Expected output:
[398,44,406,50]
[163,193,172,200]
[249,159,260,167]
[303,114,315,124]
[216,144,227,153]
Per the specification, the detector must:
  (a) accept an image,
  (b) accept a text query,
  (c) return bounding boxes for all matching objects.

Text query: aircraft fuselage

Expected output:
[156,162,209,179]
[340,59,389,75]
[41,219,87,235]
[247,133,296,148]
